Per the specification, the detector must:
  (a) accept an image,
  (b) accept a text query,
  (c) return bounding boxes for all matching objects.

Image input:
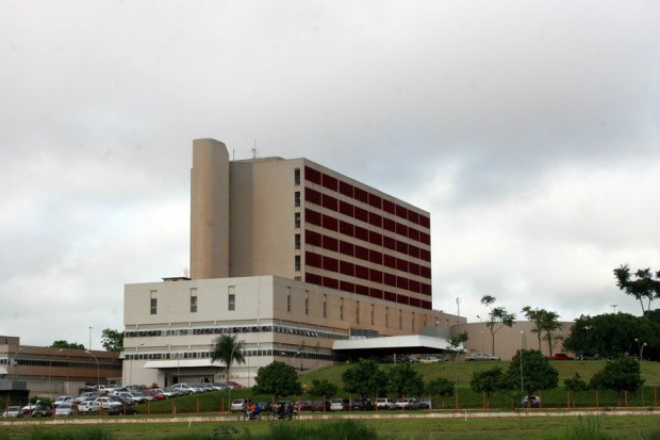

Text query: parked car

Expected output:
[551,353,575,361]
[32,405,53,417]
[108,404,138,415]
[350,399,374,411]
[2,406,24,418]
[418,398,433,409]
[420,356,444,363]
[170,383,197,395]
[330,398,349,411]
[230,398,247,412]
[94,396,123,409]
[21,404,37,415]
[55,403,77,417]
[75,392,98,403]
[96,384,117,394]
[521,395,541,408]
[395,398,418,409]
[576,353,601,360]
[308,400,330,411]
[146,389,167,400]
[375,398,396,410]
[53,395,74,407]
[78,400,101,413]
[465,353,500,361]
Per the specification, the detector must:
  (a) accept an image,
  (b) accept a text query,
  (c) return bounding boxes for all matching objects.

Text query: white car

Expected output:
[395,398,418,409]
[2,406,23,418]
[78,400,101,413]
[170,383,197,395]
[55,403,76,417]
[75,392,98,403]
[230,398,247,411]
[375,398,395,410]
[53,395,74,406]
[465,353,500,361]
[94,397,123,409]
[329,398,349,411]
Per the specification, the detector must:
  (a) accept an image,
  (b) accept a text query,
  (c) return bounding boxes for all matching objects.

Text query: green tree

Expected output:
[522,307,563,356]
[388,362,425,398]
[469,367,504,407]
[481,295,516,357]
[564,313,658,358]
[342,359,388,401]
[51,341,84,349]
[210,335,245,387]
[614,265,660,314]
[100,328,124,352]
[426,377,454,408]
[503,349,558,405]
[308,378,338,398]
[590,357,644,406]
[253,361,302,400]
[563,372,588,407]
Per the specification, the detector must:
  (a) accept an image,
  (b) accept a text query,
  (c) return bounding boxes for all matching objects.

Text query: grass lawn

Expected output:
[2,414,660,439]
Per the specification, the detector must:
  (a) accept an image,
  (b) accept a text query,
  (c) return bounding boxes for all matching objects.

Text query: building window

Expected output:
[295,191,301,207]
[305,292,309,315]
[385,307,389,327]
[190,296,197,313]
[228,292,235,311]
[398,310,403,330]
[295,233,301,250]
[411,312,415,332]
[150,290,157,315]
[323,294,327,318]
[287,292,291,312]
[294,168,301,185]
[371,305,375,326]
[356,301,360,324]
[295,255,301,271]
[295,212,301,228]
[340,299,344,321]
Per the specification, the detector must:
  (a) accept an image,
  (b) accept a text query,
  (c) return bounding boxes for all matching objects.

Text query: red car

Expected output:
[550,353,574,361]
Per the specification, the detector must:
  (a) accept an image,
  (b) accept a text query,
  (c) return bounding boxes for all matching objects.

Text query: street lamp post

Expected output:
[47,348,63,399]
[520,331,525,395]
[85,350,100,394]
[635,338,648,406]
[227,341,245,409]
[477,315,484,353]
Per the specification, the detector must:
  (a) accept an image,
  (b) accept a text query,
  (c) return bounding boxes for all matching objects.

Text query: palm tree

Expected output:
[210,335,246,387]
[481,295,515,357]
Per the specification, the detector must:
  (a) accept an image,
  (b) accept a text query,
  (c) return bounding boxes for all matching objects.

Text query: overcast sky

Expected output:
[2,1,659,348]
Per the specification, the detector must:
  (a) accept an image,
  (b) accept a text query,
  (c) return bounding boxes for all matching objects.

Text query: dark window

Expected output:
[294,191,301,207]
[295,212,301,228]
[305,187,322,205]
[339,181,353,197]
[294,168,301,185]
[339,201,353,217]
[228,293,235,311]
[323,194,338,211]
[322,215,338,231]
[295,233,301,250]
[339,241,354,256]
[305,230,322,246]
[295,255,301,271]
[150,298,157,315]
[305,166,322,184]
[190,296,197,313]
[322,174,338,191]
[323,236,338,252]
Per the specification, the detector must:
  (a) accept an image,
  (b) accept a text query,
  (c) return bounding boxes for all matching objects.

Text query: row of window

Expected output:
[305,208,431,257]
[305,187,430,246]
[305,251,431,296]
[304,272,432,309]
[125,324,348,341]
[303,166,431,228]
[11,359,120,370]
[125,349,343,363]
[149,290,235,315]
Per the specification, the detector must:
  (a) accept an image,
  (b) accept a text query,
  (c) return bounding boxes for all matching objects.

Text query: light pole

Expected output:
[635,338,647,406]
[48,348,63,399]
[519,331,525,395]
[477,315,484,353]
[85,350,100,394]
[227,340,245,408]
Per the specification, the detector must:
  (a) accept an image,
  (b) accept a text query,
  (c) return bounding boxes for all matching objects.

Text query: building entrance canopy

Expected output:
[332,334,457,359]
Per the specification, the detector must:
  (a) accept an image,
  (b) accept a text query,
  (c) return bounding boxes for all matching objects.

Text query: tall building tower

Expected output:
[189,139,432,310]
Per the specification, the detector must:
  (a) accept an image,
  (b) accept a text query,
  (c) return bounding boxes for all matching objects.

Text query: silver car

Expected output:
[1,406,23,418]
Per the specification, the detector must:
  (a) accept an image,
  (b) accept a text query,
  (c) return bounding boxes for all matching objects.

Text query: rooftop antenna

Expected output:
[456,297,461,316]
[251,139,258,159]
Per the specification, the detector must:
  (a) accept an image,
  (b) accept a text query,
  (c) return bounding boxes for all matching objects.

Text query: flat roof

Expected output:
[333,334,457,357]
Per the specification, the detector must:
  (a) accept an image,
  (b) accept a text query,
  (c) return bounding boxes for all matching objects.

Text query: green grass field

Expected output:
[2,415,660,439]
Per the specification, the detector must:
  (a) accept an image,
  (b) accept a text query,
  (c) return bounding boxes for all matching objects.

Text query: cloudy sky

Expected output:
[2,1,659,348]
